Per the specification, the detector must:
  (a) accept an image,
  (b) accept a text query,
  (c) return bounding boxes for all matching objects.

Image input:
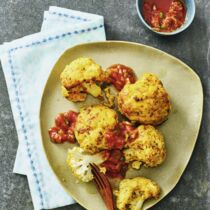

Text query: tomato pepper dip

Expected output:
[142,0,186,32]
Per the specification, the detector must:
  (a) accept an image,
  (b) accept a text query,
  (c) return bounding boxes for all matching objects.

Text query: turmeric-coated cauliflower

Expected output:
[123,125,166,168]
[118,73,171,125]
[66,147,106,182]
[74,105,118,154]
[60,57,105,102]
[115,177,160,210]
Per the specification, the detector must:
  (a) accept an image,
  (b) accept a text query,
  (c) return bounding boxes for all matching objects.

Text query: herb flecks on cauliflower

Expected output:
[66,147,106,182]
[60,57,105,102]
[74,105,118,154]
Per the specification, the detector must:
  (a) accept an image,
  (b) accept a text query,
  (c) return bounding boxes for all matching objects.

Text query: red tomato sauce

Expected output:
[142,0,186,32]
[101,150,128,179]
[107,64,137,91]
[48,111,78,143]
[103,122,138,178]
[105,121,137,150]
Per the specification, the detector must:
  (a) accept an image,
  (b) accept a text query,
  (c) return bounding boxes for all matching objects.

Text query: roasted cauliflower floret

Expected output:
[118,73,171,125]
[66,147,106,182]
[60,57,105,102]
[124,125,166,168]
[74,105,118,154]
[115,177,160,210]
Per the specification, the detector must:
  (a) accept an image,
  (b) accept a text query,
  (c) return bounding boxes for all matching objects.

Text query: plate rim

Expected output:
[38,40,204,210]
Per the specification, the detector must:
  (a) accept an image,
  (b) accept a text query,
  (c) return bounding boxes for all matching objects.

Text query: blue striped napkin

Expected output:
[0,6,106,210]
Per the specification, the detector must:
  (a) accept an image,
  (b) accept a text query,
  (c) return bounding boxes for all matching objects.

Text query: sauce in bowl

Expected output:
[142,0,186,32]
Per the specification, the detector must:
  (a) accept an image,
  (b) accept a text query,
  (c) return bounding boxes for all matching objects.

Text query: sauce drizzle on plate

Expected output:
[106,64,137,91]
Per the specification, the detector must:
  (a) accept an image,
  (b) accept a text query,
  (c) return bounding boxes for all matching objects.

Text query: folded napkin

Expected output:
[0,6,106,210]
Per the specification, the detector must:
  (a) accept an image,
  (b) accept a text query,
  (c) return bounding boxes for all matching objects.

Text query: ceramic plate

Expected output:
[39,41,203,210]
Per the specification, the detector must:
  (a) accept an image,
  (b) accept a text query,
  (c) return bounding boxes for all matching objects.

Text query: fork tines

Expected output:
[90,163,115,210]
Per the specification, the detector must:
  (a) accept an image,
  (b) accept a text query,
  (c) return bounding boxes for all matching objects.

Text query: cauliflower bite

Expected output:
[117,73,171,125]
[60,57,105,102]
[124,125,166,168]
[74,105,118,154]
[115,177,160,210]
[66,147,106,182]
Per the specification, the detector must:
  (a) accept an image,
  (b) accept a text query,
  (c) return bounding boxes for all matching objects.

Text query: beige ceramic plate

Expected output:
[40,41,203,210]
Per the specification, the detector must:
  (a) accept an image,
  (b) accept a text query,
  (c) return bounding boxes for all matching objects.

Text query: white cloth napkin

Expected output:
[0,6,106,210]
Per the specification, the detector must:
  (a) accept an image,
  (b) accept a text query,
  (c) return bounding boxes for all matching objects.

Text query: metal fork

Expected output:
[90,163,115,210]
